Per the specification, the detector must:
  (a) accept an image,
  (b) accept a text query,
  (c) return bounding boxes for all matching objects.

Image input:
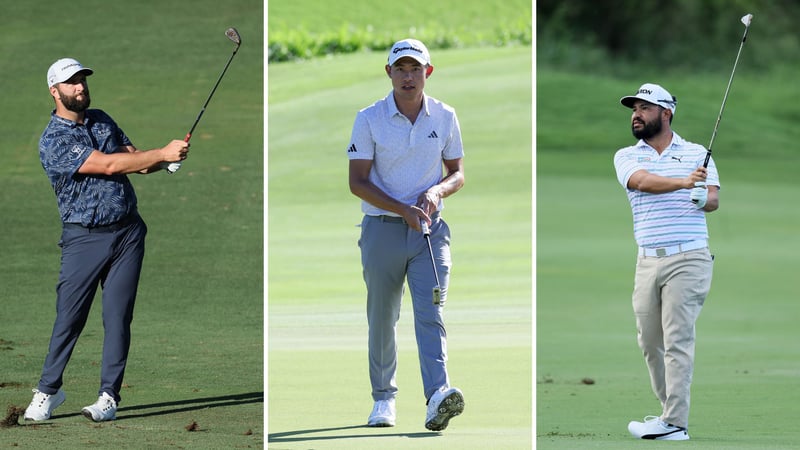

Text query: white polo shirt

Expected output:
[347,91,464,216]
[614,132,721,248]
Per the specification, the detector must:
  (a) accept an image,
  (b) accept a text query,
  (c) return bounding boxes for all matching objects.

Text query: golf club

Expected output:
[185,27,242,143]
[420,220,443,306]
[703,13,752,168]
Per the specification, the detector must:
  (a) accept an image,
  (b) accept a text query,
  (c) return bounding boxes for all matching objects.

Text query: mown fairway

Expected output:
[267,44,532,450]
[537,67,800,449]
[0,1,263,447]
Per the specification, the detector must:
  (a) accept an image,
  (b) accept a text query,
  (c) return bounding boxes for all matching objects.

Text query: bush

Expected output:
[268,22,532,62]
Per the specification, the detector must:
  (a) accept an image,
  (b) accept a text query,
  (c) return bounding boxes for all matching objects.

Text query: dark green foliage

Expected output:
[537,0,800,74]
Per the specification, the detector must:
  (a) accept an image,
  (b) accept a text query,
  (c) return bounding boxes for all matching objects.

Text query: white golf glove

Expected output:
[690,181,707,208]
[160,162,182,174]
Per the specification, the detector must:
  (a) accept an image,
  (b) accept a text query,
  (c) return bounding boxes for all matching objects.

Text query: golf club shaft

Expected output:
[185,45,240,143]
[420,221,442,303]
[704,15,752,167]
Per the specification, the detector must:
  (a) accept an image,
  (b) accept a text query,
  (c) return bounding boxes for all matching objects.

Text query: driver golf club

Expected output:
[420,220,443,305]
[703,13,752,168]
[185,27,242,143]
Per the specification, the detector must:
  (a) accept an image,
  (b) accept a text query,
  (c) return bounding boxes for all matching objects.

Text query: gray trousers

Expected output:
[37,214,147,404]
[359,214,452,402]
[632,248,713,428]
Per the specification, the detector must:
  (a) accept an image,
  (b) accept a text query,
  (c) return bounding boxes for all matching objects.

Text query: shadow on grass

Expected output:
[268,425,439,443]
[49,391,263,421]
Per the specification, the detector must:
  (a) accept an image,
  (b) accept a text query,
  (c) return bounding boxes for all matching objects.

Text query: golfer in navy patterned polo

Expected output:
[24,58,189,423]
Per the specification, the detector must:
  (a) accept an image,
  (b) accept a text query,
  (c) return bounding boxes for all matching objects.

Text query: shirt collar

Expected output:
[386,91,429,118]
[50,109,91,128]
[636,131,684,151]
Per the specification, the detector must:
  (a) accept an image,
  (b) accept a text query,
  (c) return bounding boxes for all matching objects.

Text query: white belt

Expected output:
[639,239,708,257]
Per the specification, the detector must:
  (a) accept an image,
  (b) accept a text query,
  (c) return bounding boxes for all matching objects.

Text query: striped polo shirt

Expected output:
[614,132,720,248]
[347,91,464,217]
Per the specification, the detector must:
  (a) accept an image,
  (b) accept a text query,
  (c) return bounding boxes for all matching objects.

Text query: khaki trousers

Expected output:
[632,248,713,428]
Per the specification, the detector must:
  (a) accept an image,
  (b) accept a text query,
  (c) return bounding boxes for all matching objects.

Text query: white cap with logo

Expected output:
[47,58,93,88]
[387,39,431,66]
[620,83,677,114]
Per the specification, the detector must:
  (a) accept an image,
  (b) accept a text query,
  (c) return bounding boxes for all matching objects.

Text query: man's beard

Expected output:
[58,89,91,113]
[631,117,662,140]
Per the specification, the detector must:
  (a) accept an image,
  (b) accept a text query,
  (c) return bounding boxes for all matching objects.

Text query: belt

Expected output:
[64,213,139,234]
[376,212,440,225]
[639,239,707,257]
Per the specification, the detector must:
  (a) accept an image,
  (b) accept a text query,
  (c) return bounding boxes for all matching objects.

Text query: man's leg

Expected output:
[632,256,667,408]
[98,217,147,403]
[407,217,451,401]
[659,249,713,429]
[360,216,407,401]
[38,227,109,393]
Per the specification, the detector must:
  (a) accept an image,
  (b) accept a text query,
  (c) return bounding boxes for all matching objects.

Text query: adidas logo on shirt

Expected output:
[348,144,357,153]
[428,130,438,139]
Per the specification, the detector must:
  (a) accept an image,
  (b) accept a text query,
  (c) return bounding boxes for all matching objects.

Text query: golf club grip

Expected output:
[184,133,191,143]
[703,151,711,168]
[420,220,430,236]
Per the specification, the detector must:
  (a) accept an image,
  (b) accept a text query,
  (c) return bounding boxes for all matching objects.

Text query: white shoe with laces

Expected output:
[82,392,117,422]
[367,399,396,427]
[628,415,689,440]
[425,386,465,431]
[23,389,66,421]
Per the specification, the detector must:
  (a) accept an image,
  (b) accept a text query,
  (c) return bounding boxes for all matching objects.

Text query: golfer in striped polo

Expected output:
[614,83,720,441]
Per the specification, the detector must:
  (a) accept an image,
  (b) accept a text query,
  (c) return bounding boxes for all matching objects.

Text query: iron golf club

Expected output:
[184,27,242,143]
[420,220,442,305]
[703,13,752,168]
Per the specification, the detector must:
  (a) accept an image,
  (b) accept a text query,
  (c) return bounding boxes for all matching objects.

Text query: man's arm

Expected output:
[627,167,706,193]
[349,159,428,232]
[702,185,719,212]
[417,157,464,217]
[77,140,188,175]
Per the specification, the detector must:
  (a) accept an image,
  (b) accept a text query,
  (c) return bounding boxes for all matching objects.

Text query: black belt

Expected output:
[64,213,139,233]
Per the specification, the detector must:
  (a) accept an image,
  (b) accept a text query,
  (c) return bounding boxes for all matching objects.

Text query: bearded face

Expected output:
[631,110,663,140]
[55,84,91,113]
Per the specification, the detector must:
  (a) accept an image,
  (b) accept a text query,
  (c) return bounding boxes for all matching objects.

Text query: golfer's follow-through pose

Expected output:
[347,39,466,431]
[614,83,720,441]
[24,58,189,422]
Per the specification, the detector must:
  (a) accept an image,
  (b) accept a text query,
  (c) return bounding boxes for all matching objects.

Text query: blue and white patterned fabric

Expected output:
[39,109,138,227]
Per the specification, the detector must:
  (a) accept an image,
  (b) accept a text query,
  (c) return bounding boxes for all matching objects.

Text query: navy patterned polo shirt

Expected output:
[39,109,138,227]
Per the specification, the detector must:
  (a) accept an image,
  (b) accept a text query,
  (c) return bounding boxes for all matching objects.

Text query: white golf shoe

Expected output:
[23,388,66,421]
[82,392,117,422]
[367,398,396,427]
[425,386,464,431]
[628,415,689,440]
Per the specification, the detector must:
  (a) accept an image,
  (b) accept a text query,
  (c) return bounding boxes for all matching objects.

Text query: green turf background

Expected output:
[536,65,800,448]
[0,0,263,447]
[267,3,533,446]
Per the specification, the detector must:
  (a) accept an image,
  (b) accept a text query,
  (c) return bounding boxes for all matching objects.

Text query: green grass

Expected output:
[267,44,532,448]
[536,68,800,448]
[0,0,263,447]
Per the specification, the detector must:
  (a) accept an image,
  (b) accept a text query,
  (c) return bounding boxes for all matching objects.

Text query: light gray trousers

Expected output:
[632,248,713,429]
[359,214,451,402]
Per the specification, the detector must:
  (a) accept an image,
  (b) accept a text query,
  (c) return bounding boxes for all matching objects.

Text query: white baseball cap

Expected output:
[620,83,677,114]
[387,39,431,66]
[47,58,93,88]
